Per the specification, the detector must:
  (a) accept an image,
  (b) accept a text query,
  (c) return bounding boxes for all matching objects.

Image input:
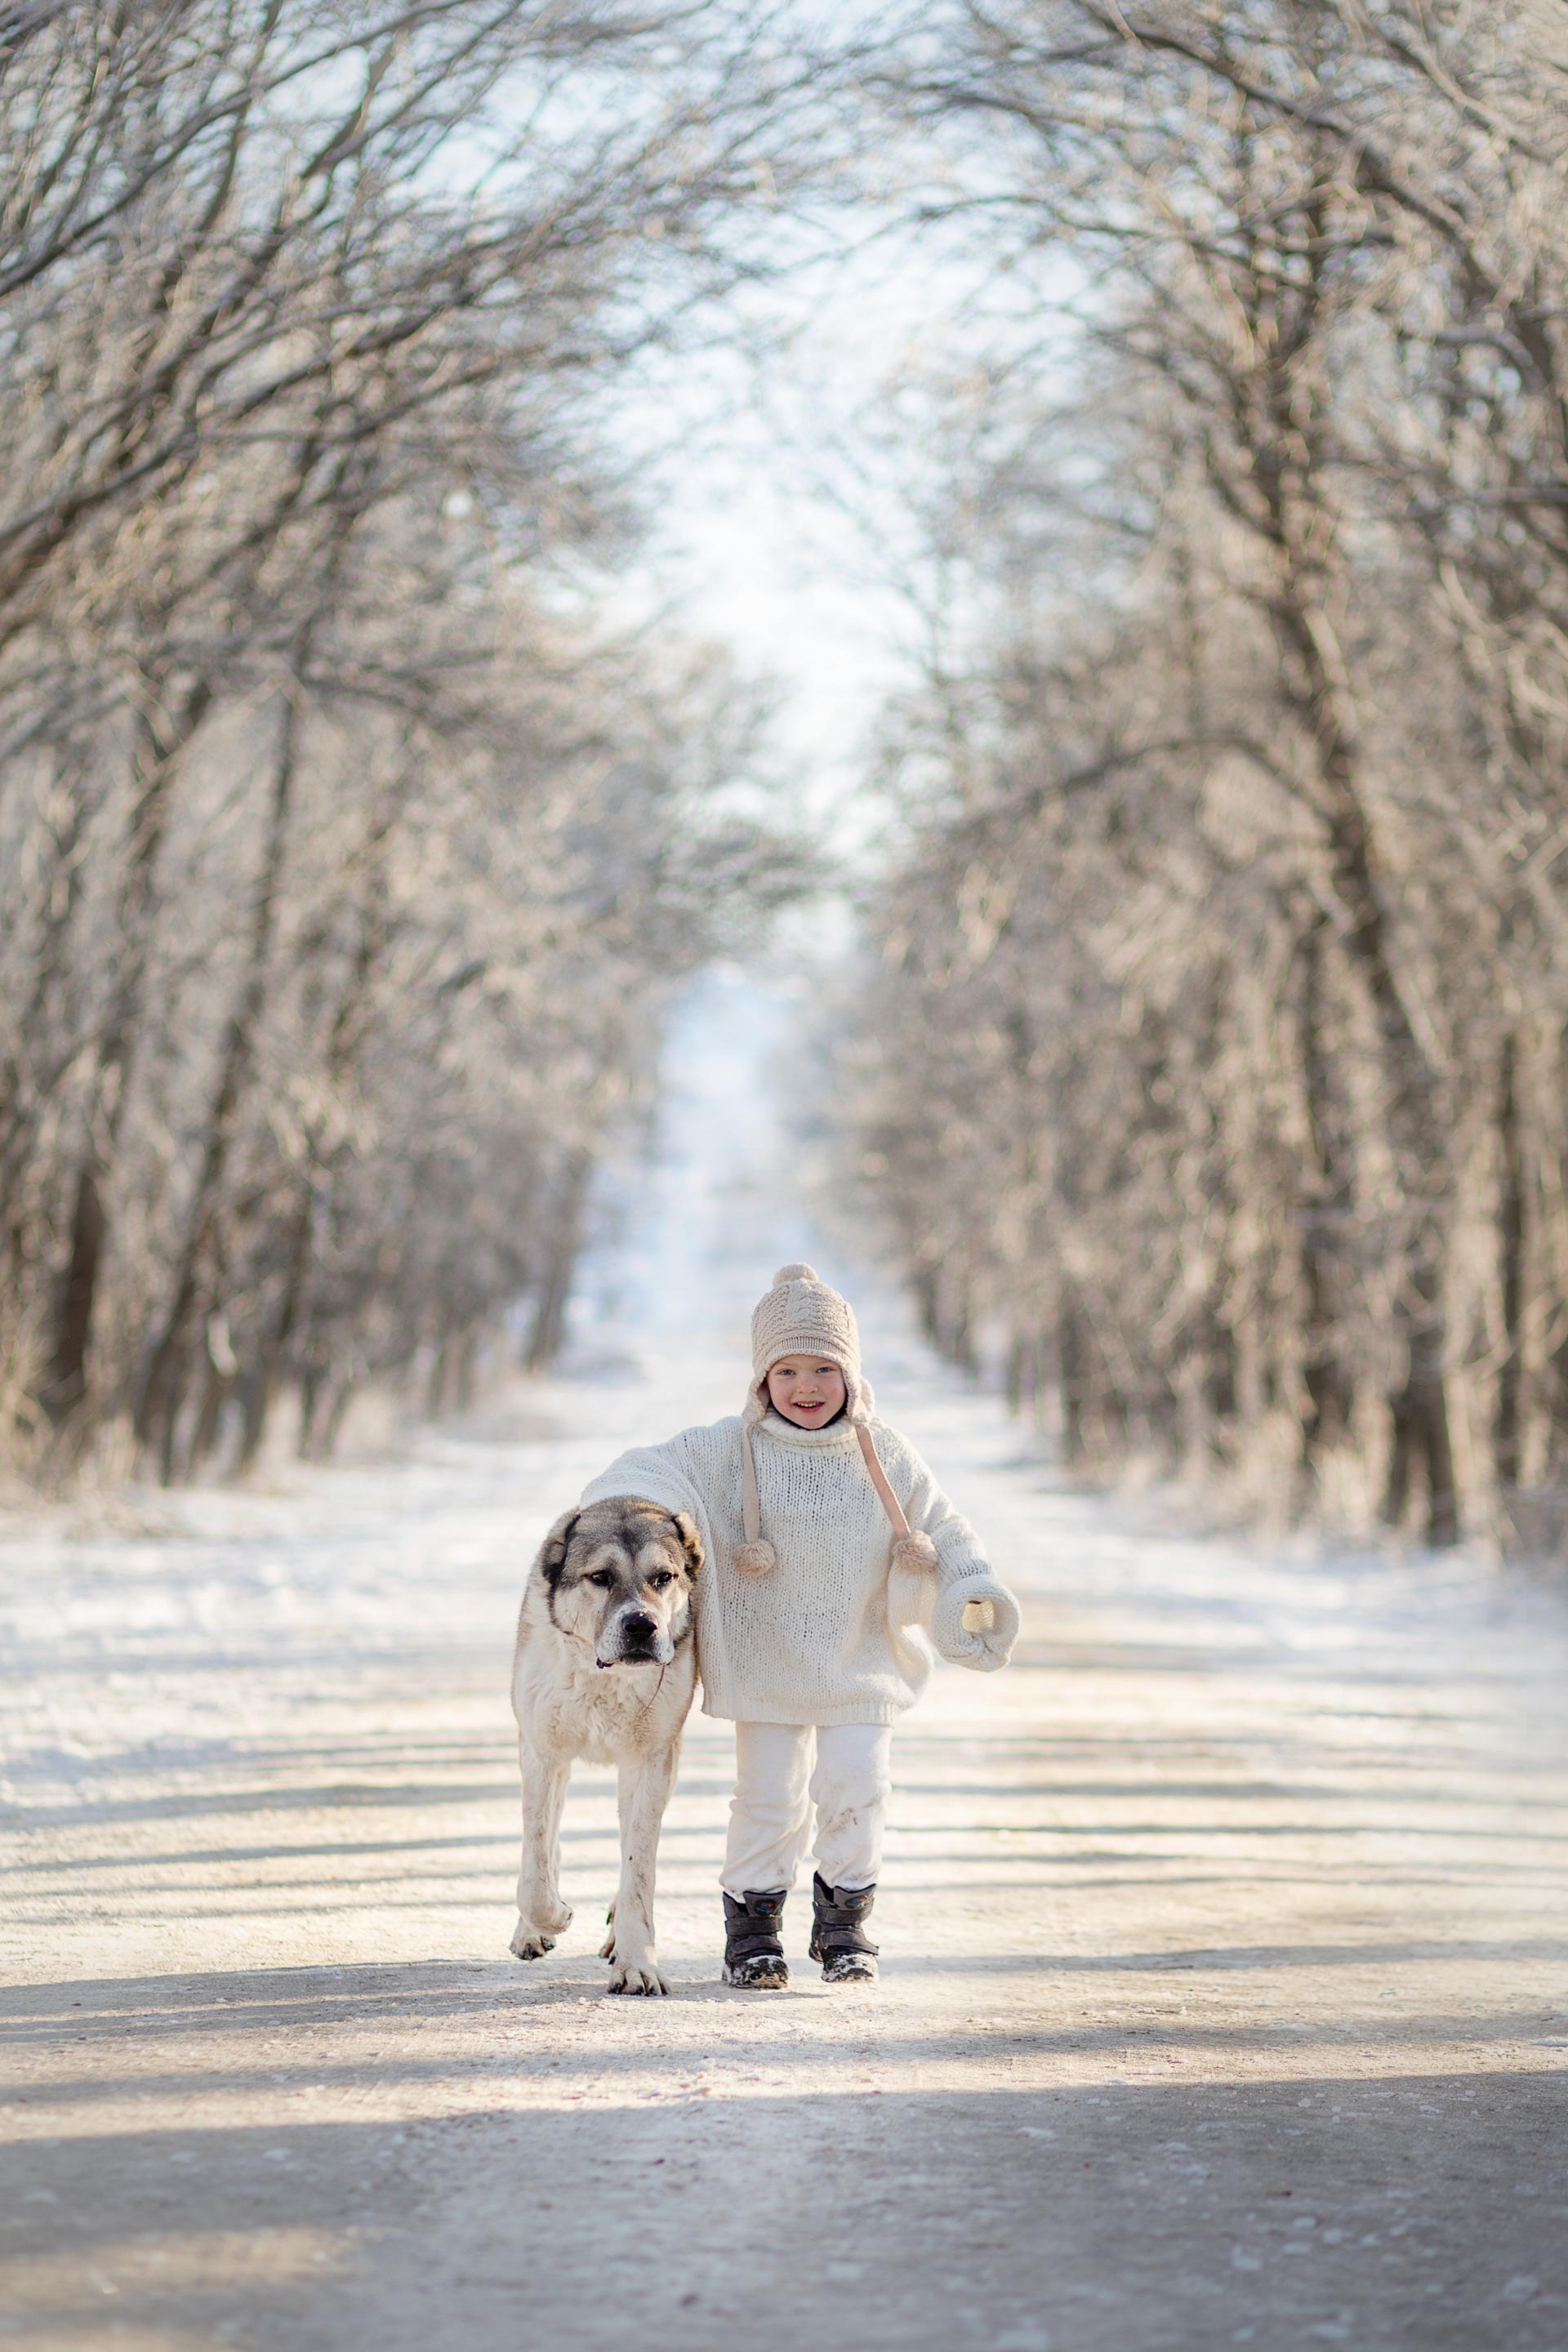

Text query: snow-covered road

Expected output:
[3,977,1568,2351]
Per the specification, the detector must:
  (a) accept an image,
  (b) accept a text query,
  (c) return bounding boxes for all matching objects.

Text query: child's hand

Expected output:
[932,1576,1019,1670]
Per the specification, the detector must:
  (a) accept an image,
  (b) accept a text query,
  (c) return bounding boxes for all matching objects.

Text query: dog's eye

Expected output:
[648,1570,675,1589]
[585,1570,617,1588]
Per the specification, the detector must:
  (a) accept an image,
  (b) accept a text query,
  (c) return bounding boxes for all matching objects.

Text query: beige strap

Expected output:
[856,1424,911,1536]
[741,1419,762,1544]
[745,1415,911,1552]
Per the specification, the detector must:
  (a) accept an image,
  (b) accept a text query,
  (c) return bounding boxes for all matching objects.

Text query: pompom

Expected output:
[889,1530,938,1575]
[771,1262,817,1286]
[733,1538,778,1576]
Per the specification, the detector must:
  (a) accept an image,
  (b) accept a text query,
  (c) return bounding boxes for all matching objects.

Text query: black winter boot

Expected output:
[722,1888,789,1989]
[809,1872,879,1983]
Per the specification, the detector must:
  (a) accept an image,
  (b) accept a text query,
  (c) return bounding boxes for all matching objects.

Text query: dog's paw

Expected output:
[599,1900,617,1960]
[605,1952,668,1996]
[510,1918,559,1961]
[510,1893,571,1958]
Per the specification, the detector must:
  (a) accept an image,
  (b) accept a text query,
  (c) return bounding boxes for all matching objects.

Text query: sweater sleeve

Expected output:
[882,1427,993,1588]
[880,1424,1022,1671]
[580,1428,706,1519]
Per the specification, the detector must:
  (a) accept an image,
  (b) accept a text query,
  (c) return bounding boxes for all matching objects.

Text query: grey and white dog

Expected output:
[510,1495,703,1994]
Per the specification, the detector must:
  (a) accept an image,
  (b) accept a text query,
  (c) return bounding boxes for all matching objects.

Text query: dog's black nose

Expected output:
[622,1611,657,1640]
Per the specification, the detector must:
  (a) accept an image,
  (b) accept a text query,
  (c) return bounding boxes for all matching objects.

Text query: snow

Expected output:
[2,969,1568,2349]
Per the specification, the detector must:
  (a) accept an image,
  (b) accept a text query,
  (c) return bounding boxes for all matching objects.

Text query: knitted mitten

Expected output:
[930,1575,1021,1670]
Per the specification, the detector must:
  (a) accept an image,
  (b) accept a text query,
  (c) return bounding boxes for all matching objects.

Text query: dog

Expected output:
[510,1495,703,1994]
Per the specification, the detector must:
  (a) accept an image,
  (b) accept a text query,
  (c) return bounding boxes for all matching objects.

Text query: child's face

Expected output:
[766,1357,848,1428]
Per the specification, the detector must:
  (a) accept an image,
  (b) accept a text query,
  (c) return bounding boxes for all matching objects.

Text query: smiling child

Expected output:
[577,1263,1021,1989]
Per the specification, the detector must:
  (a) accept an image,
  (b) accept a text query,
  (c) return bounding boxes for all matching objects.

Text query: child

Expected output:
[578,1263,1020,1988]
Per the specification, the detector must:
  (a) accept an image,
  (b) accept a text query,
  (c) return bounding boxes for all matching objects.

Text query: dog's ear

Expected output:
[538,1508,580,1587]
[670,1509,704,1576]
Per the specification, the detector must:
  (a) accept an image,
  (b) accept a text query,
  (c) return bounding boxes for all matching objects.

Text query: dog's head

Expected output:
[536,1497,703,1668]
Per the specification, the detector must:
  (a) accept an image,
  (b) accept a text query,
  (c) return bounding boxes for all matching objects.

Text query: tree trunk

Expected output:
[1294,907,1353,1472]
[1059,1293,1087,1468]
[297,1356,328,1459]
[37,675,213,1431]
[233,777,394,1475]
[0,760,91,1237]
[136,685,304,1477]
[188,1348,234,1471]
[523,1150,592,1370]
[318,1378,356,1460]
[235,1183,314,1473]
[1269,527,1457,1543]
[912,1263,941,1349]
[1005,1327,1029,1414]
[1236,181,1459,1543]
[426,1332,452,1419]
[1494,1028,1526,1495]
[1383,1388,1418,1530]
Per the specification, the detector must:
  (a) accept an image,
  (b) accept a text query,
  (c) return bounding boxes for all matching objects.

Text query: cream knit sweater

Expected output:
[579,1410,1018,1726]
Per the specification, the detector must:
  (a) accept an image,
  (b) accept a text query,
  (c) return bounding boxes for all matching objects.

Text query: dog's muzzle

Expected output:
[596,1610,675,1669]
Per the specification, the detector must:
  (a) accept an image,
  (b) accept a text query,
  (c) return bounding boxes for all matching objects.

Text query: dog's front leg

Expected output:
[510,1742,572,1961]
[604,1748,677,1995]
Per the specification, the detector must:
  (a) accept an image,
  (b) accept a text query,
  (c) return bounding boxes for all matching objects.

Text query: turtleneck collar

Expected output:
[756,1410,861,1452]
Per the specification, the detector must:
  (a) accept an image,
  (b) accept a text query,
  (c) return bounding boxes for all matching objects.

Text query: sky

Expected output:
[448,4,1089,879]
[595,173,1049,867]
[611,220,1086,882]
[613,255,949,862]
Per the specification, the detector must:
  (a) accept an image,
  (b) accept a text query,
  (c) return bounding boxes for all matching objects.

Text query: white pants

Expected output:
[722,1722,892,1895]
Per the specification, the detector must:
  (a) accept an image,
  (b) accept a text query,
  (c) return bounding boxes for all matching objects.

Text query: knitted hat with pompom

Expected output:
[750,1262,866,1414]
[734,1263,939,1587]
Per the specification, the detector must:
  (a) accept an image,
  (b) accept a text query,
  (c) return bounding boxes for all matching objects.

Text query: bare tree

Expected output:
[841,1,1568,1545]
[0,0,818,1477]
